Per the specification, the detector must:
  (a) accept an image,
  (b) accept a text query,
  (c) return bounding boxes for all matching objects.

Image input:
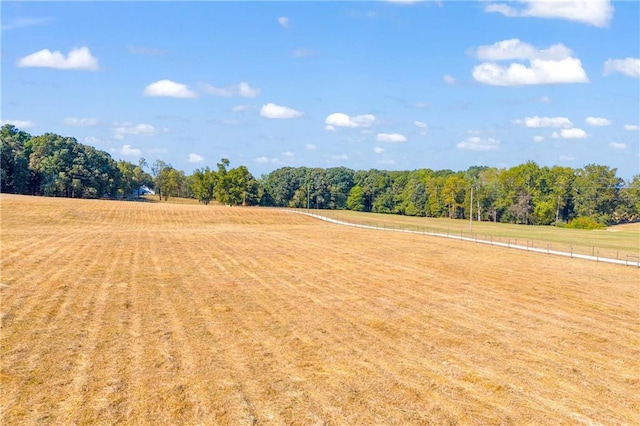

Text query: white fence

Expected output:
[284,209,640,268]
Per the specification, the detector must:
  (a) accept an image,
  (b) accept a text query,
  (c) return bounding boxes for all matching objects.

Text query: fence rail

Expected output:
[282,208,640,268]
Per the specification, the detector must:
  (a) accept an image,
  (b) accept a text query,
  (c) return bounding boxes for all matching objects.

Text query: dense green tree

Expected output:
[190,167,217,204]
[346,185,365,211]
[574,164,622,224]
[0,124,31,194]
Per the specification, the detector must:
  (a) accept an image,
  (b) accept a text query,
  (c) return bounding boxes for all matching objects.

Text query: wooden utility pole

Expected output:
[469,185,473,232]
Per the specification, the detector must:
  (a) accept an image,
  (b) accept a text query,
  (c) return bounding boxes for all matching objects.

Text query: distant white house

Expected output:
[134,185,155,195]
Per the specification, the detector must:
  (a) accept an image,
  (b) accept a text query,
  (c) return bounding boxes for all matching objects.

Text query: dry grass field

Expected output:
[1,194,638,425]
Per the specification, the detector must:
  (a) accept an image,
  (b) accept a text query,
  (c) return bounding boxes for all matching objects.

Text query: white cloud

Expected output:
[472,39,588,86]
[305,144,317,151]
[330,154,349,161]
[260,103,303,119]
[484,1,614,28]
[278,17,289,28]
[143,79,197,98]
[0,119,36,129]
[17,46,99,71]
[585,116,611,127]
[475,38,573,61]
[188,153,204,163]
[325,112,376,128]
[442,74,456,85]
[238,82,261,98]
[282,151,295,158]
[376,133,407,143]
[560,154,575,161]
[624,124,639,131]
[373,147,385,154]
[116,144,142,157]
[609,142,627,149]
[538,95,552,104]
[254,156,270,164]
[533,135,545,142]
[325,125,336,132]
[552,128,588,139]
[516,116,573,128]
[484,3,519,17]
[603,58,640,78]
[201,82,261,98]
[457,137,500,151]
[473,57,588,86]
[413,121,428,129]
[63,117,98,126]
[113,122,157,139]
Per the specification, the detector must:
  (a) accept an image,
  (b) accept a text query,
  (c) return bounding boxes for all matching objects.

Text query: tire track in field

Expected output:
[52,235,127,424]
[122,235,147,423]
[305,227,637,421]
[183,235,332,424]
[0,229,90,330]
[198,231,467,423]
[78,238,142,424]
[165,237,278,424]
[126,234,220,424]
[229,225,636,424]
[2,230,118,424]
[195,228,464,422]
[293,224,636,359]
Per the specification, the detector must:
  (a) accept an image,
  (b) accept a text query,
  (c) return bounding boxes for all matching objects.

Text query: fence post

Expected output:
[570,244,573,258]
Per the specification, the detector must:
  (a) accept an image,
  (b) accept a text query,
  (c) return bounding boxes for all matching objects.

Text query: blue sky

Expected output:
[2,1,639,179]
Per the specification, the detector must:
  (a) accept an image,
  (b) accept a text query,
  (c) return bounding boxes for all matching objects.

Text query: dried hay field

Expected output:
[1,194,638,425]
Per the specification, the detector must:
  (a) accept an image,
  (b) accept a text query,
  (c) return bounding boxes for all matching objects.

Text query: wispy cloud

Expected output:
[63,117,99,127]
[376,133,407,143]
[200,81,261,98]
[0,119,36,129]
[188,153,204,163]
[603,58,640,78]
[457,137,500,151]
[484,0,614,28]
[278,17,289,28]
[2,17,52,31]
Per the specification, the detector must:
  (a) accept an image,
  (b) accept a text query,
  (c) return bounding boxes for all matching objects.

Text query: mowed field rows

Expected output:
[1,194,638,425]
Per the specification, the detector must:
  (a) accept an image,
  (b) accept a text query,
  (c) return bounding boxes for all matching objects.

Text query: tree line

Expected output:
[260,164,639,226]
[2,124,638,226]
[0,125,256,204]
